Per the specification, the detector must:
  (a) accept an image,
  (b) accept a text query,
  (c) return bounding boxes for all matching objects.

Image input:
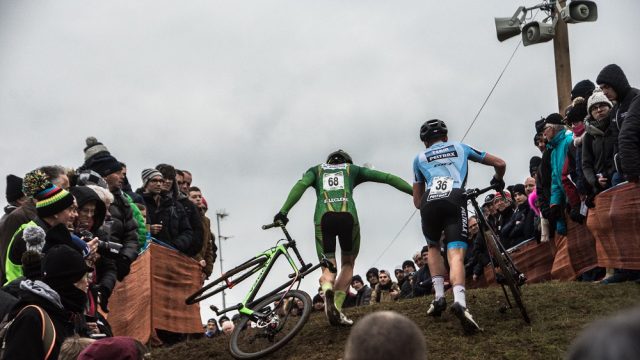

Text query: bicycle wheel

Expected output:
[185,255,267,305]
[484,231,531,324]
[229,289,312,359]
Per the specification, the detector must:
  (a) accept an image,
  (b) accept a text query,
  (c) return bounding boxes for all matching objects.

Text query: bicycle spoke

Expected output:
[230,290,312,359]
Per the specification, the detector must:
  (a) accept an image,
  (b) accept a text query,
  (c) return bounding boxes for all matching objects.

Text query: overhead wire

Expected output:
[368,11,541,268]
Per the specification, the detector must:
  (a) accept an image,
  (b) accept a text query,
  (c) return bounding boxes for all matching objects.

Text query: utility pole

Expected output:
[215,209,228,309]
[553,0,573,113]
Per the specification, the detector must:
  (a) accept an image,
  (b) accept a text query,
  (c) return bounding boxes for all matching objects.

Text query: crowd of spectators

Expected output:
[0,63,638,355]
[301,63,640,313]
[0,137,217,358]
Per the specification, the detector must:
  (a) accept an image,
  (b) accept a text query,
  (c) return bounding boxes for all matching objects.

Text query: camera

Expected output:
[80,230,123,257]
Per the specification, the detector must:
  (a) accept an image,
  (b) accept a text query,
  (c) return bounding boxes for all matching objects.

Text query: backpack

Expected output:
[0,304,57,360]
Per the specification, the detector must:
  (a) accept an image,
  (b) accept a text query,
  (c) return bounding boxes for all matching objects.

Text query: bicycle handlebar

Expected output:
[464,183,501,200]
[261,220,283,230]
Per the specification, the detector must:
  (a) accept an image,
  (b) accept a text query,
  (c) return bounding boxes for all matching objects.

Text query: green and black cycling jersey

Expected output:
[279,163,412,224]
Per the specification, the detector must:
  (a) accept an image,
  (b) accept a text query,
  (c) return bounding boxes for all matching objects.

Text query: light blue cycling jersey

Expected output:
[413,141,486,190]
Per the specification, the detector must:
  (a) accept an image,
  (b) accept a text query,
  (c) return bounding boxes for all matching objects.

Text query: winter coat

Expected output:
[619,94,640,179]
[0,201,36,284]
[177,195,203,257]
[501,201,536,249]
[195,214,217,279]
[69,186,118,299]
[399,277,413,299]
[412,265,432,297]
[582,114,617,192]
[354,285,372,306]
[107,189,140,280]
[548,129,574,207]
[371,282,400,303]
[141,191,193,256]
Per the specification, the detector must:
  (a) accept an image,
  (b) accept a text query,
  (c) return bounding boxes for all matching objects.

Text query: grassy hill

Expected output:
[154,281,640,360]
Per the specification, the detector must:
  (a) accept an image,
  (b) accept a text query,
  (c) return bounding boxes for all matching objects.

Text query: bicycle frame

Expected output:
[211,223,326,322]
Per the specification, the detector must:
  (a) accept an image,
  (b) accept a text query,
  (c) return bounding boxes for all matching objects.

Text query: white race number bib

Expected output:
[427,176,453,201]
[323,172,344,191]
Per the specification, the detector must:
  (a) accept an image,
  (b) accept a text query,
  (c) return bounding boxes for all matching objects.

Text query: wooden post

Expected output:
[553,0,572,114]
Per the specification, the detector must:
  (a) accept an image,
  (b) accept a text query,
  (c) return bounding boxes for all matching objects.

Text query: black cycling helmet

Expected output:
[326,149,353,165]
[419,119,448,141]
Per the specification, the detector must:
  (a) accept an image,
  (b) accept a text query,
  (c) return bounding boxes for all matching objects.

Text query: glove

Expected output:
[97,285,111,313]
[273,212,289,226]
[490,176,505,192]
[569,206,585,224]
[116,255,132,281]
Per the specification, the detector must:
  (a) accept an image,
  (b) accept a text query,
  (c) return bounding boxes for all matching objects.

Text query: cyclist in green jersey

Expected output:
[274,150,413,326]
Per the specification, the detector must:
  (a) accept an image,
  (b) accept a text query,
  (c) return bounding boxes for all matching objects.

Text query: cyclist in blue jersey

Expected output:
[413,119,506,334]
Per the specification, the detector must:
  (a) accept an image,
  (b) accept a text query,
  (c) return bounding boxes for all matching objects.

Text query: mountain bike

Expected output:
[185,221,332,359]
[466,184,531,324]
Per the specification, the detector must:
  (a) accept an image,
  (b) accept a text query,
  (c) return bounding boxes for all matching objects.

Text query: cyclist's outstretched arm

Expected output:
[278,170,315,215]
[482,153,506,180]
[358,167,413,195]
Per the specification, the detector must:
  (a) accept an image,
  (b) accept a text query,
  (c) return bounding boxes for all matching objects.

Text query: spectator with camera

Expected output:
[69,186,119,315]
[80,139,139,282]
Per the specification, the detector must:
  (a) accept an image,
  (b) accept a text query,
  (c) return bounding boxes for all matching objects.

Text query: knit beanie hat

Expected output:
[141,168,163,187]
[42,244,92,284]
[351,275,364,284]
[544,113,564,126]
[83,137,110,161]
[534,117,546,134]
[22,226,47,280]
[529,156,542,170]
[82,137,122,177]
[78,336,143,360]
[587,89,613,113]
[596,64,631,98]
[570,79,595,100]
[6,174,24,203]
[76,169,108,189]
[402,260,416,270]
[23,170,74,218]
[512,183,526,195]
[565,97,588,124]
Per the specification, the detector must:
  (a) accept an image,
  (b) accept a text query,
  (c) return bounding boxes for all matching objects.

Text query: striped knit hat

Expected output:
[23,170,74,218]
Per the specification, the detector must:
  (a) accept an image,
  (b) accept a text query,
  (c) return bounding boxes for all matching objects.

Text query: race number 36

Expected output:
[323,172,345,191]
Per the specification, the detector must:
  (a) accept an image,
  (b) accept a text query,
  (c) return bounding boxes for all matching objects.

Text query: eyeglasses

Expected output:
[591,104,609,112]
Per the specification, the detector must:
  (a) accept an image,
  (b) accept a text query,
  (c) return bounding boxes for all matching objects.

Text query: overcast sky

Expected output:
[1,1,638,321]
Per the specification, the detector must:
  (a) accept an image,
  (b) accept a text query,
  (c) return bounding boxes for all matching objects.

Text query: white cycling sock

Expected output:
[433,276,445,300]
[453,285,466,308]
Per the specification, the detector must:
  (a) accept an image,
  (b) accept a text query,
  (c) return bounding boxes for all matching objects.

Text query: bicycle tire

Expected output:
[185,255,268,305]
[485,231,531,324]
[229,290,312,359]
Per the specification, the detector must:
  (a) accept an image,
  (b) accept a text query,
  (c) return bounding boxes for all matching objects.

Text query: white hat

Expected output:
[587,89,613,113]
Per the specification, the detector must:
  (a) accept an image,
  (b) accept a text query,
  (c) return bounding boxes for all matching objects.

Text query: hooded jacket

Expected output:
[547,129,574,207]
[619,94,640,178]
[2,280,82,360]
[69,186,118,299]
[596,64,640,175]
